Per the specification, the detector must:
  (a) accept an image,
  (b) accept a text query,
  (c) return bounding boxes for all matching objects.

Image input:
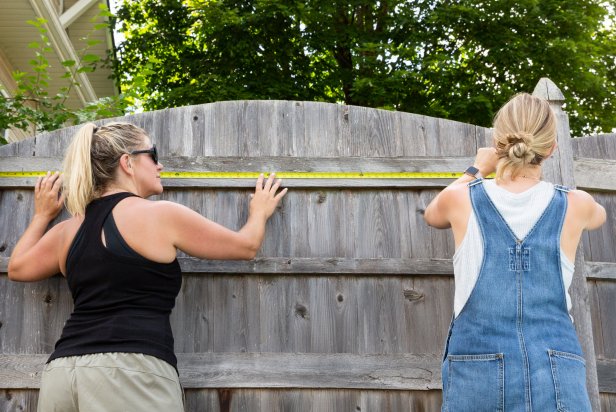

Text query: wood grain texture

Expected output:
[0,156,476,173]
[598,358,616,394]
[585,262,616,280]
[532,77,566,102]
[600,393,616,412]
[580,193,616,263]
[3,352,615,395]
[574,158,616,192]
[0,387,443,411]
[4,155,616,192]
[183,389,443,412]
[534,82,599,410]
[159,255,449,276]
[0,177,461,189]
[0,390,39,412]
[571,135,616,410]
[170,275,454,354]
[588,280,616,359]
[572,133,616,159]
[0,352,441,390]
[0,255,464,278]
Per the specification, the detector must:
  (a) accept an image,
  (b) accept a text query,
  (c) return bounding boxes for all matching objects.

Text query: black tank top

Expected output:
[103,211,149,261]
[48,192,182,370]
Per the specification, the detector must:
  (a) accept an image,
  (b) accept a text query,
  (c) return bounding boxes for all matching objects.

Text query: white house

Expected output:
[0,0,116,142]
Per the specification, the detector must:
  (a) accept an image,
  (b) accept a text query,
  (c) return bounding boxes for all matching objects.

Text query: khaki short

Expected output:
[37,352,184,412]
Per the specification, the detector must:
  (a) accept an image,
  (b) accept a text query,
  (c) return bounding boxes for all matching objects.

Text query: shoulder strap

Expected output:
[84,192,139,231]
[66,192,139,271]
[554,184,570,193]
[521,182,568,244]
[469,179,519,242]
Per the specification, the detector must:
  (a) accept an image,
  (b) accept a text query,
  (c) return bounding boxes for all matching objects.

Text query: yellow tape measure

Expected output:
[0,171,465,179]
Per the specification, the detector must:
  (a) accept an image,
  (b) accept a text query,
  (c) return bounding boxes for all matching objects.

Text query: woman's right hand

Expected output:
[8,171,67,282]
[250,173,288,219]
[474,147,499,177]
[34,171,65,221]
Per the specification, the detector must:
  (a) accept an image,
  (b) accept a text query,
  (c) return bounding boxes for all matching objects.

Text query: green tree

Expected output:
[115,0,616,136]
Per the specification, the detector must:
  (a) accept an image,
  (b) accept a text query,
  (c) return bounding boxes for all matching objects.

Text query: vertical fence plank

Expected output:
[533,77,601,410]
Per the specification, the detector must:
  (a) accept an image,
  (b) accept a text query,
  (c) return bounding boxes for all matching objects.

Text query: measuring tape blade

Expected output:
[0,171,49,178]
[160,171,463,179]
[0,171,467,179]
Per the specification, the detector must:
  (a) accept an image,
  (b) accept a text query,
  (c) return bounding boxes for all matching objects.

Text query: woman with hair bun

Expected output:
[8,122,287,411]
[424,93,606,411]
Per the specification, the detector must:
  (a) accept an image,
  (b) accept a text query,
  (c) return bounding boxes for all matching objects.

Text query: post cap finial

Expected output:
[532,78,565,103]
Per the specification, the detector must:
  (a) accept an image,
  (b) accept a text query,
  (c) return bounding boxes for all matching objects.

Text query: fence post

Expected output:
[533,77,601,411]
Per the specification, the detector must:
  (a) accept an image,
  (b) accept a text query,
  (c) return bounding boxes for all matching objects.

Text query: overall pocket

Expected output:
[548,349,591,412]
[443,353,504,412]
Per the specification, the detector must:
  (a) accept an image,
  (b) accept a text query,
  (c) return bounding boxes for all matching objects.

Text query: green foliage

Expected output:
[0,8,132,141]
[114,0,616,136]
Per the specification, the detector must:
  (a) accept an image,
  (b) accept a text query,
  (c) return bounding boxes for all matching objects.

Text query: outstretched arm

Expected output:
[162,173,288,260]
[8,172,66,281]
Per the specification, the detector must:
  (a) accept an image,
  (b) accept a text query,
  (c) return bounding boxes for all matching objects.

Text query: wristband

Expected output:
[464,166,483,179]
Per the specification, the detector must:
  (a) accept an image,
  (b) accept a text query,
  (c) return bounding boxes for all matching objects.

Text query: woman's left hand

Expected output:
[250,173,288,220]
[34,172,65,221]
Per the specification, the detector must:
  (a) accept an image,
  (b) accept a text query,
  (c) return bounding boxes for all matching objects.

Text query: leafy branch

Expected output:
[0,4,132,143]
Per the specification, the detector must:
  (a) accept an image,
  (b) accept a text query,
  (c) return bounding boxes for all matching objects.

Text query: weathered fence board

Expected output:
[0,156,477,173]
[0,352,441,390]
[3,352,615,394]
[0,390,39,412]
[598,358,616,394]
[184,389,443,412]
[533,79,601,410]
[600,394,616,412]
[9,256,616,283]
[574,158,616,192]
[571,131,616,410]
[5,155,616,192]
[0,388,444,412]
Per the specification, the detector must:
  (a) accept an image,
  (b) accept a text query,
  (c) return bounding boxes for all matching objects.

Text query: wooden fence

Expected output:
[0,78,613,411]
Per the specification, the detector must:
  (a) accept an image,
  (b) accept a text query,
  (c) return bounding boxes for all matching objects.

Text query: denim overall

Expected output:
[441,180,591,412]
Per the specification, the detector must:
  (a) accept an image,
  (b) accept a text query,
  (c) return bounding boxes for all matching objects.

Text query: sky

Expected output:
[108,0,124,46]
[108,0,120,16]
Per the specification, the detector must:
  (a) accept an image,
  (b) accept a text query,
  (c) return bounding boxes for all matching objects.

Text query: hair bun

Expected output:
[505,132,533,145]
[505,132,535,163]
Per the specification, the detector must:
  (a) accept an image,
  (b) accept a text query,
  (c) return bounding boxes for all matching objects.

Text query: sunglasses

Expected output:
[129,144,158,164]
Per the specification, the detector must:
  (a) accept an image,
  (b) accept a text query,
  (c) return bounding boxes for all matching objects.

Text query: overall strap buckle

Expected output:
[554,184,570,193]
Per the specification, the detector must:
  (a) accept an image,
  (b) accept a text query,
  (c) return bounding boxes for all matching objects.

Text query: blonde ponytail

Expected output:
[63,123,96,216]
[62,122,148,216]
[493,93,556,180]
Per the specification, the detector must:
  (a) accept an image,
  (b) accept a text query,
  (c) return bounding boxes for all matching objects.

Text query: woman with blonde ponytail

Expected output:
[8,122,287,412]
[425,93,606,411]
